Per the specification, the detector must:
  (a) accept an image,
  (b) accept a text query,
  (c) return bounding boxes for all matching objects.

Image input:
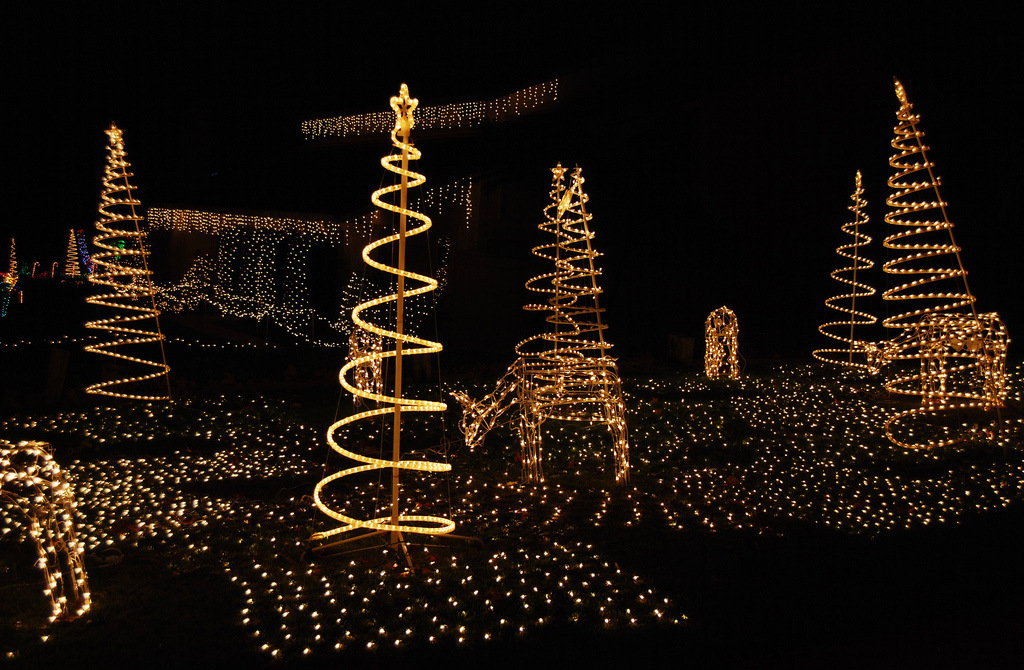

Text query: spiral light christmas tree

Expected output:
[813,172,878,371]
[84,124,171,401]
[455,165,629,483]
[879,79,1009,449]
[1,440,91,622]
[705,306,740,379]
[312,85,454,556]
[64,228,80,278]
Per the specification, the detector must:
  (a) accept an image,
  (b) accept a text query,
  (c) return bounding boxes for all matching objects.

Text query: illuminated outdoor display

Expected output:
[455,165,629,483]
[813,171,878,372]
[878,80,1009,448]
[84,124,171,401]
[312,85,454,552]
[301,80,558,140]
[1,238,17,317]
[346,327,384,403]
[64,229,80,278]
[1,440,91,623]
[148,179,469,346]
[705,306,740,380]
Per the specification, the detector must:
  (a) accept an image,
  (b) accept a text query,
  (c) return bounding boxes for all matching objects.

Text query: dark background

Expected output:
[3,4,1020,361]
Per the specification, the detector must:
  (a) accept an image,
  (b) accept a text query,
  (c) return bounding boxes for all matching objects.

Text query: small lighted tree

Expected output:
[84,124,171,401]
[705,306,739,379]
[64,228,80,278]
[312,85,453,556]
[813,171,878,371]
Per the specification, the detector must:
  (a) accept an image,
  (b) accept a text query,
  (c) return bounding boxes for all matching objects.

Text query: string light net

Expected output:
[84,124,171,401]
[705,306,740,379]
[1,440,91,622]
[879,80,1009,448]
[457,165,629,484]
[312,85,453,543]
[813,171,879,372]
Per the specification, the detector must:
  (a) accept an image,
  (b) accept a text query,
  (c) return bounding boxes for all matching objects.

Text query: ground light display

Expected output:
[84,124,171,401]
[311,85,455,555]
[455,165,629,484]
[813,172,878,372]
[0,341,1021,662]
[877,80,1010,449]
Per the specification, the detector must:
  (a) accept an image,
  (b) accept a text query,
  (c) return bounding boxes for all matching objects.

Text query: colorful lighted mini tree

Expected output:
[0,238,15,317]
[455,165,629,483]
[1,440,91,622]
[813,172,878,371]
[84,124,171,401]
[878,79,1009,448]
[705,306,740,379]
[312,85,453,554]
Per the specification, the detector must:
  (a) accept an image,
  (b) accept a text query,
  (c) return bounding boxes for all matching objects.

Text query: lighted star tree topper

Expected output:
[878,79,1010,449]
[812,171,878,372]
[455,165,629,483]
[84,124,171,401]
[312,85,454,554]
[705,306,740,379]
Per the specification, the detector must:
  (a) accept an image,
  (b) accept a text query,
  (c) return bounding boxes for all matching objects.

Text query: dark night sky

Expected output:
[3,5,1021,359]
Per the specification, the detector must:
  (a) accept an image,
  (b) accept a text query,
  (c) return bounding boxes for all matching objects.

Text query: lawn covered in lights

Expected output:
[2,360,1022,662]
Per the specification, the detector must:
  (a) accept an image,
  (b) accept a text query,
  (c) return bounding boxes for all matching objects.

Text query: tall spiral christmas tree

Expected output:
[882,79,974,330]
[879,79,1009,449]
[312,84,453,555]
[813,171,878,371]
[84,123,171,401]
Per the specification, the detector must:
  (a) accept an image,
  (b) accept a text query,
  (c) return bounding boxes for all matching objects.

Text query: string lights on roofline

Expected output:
[84,123,171,401]
[301,80,558,140]
[312,84,453,548]
[813,171,879,372]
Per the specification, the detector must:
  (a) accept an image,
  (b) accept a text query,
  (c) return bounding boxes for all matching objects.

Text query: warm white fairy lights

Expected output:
[1,238,17,317]
[1,355,1021,660]
[456,165,629,484]
[346,327,384,403]
[312,84,453,543]
[1,440,91,623]
[301,80,558,140]
[84,124,171,401]
[813,172,878,371]
[877,80,1009,449]
[148,179,469,346]
[705,306,739,380]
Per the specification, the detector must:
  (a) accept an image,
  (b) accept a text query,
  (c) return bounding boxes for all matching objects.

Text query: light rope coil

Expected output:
[312,85,452,541]
[813,171,878,371]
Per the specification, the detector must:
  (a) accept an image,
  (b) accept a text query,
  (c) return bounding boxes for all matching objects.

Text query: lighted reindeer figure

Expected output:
[1,440,91,622]
[454,165,629,484]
